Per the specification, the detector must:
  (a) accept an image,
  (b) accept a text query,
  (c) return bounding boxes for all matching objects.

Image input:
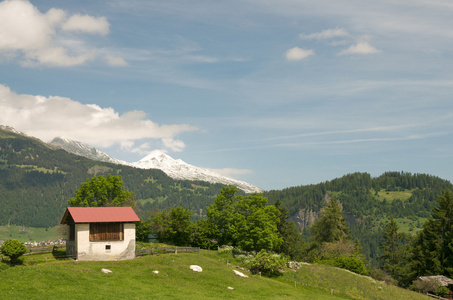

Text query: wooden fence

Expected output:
[25,245,57,255]
[0,244,71,261]
[1,245,199,261]
[136,246,200,256]
[427,293,450,300]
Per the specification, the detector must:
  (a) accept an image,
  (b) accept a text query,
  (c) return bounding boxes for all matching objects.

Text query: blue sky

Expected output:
[1,0,453,190]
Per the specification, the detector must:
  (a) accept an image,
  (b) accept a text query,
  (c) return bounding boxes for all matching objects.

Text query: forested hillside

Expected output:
[0,128,226,228]
[264,172,453,263]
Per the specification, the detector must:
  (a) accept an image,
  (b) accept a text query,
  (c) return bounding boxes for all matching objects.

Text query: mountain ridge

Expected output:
[49,136,263,194]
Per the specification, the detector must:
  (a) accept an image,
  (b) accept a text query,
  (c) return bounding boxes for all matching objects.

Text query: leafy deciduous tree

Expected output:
[68,174,135,207]
[147,206,194,245]
[207,187,282,252]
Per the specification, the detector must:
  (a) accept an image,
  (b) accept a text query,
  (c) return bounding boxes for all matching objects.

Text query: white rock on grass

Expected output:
[152,270,159,274]
[233,270,248,278]
[101,268,112,274]
[227,287,234,290]
[190,265,203,272]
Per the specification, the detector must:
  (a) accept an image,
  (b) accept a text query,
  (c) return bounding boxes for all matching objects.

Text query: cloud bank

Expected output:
[0,0,123,67]
[0,84,196,153]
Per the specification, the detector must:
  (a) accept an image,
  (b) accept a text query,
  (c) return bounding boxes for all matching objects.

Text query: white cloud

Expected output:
[62,14,110,35]
[340,42,380,55]
[105,55,128,66]
[300,28,349,40]
[0,84,196,152]
[285,47,314,61]
[0,0,123,67]
[162,138,186,152]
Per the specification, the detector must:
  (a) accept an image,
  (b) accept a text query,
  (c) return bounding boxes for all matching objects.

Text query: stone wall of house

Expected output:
[75,223,136,261]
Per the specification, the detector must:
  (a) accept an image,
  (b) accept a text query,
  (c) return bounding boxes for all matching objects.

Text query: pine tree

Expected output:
[311,197,349,244]
[379,217,413,285]
[412,190,453,278]
[380,217,400,270]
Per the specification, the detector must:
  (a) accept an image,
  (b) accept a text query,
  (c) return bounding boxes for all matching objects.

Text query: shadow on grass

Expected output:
[51,248,74,260]
[0,257,25,269]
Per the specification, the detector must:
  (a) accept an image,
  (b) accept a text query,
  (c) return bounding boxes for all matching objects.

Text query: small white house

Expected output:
[60,207,140,261]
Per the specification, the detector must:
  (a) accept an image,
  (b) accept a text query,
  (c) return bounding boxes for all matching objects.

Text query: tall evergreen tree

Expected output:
[379,217,413,285]
[412,190,453,278]
[311,198,349,244]
[380,217,401,270]
[274,199,306,259]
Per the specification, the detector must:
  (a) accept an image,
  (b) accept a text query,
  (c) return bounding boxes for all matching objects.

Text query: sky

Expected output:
[1,0,453,191]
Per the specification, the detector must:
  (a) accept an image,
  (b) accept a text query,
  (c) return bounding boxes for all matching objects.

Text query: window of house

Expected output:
[89,223,124,241]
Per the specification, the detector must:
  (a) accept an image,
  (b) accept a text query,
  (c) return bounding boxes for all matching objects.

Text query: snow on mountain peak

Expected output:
[48,136,263,194]
[131,151,263,194]
[139,150,170,162]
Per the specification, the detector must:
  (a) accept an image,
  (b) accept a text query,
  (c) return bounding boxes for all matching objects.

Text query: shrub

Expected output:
[370,269,398,286]
[1,239,27,264]
[248,249,287,276]
[217,245,234,255]
[316,255,368,275]
[411,278,440,294]
[436,286,450,297]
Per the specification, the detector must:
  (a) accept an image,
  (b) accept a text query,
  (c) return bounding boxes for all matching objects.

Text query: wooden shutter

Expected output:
[90,223,124,241]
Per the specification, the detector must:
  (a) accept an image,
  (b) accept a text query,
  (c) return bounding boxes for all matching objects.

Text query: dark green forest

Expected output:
[264,172,453,263]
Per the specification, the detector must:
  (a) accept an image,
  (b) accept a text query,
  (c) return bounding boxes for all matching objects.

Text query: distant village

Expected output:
[0,239,66,247]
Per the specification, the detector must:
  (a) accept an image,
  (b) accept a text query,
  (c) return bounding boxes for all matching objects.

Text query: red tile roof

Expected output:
[61,207,140,224]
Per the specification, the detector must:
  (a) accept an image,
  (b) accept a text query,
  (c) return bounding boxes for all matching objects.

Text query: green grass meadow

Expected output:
[375,190,413,202]
[0,249,429,300]
[0,225,61,243]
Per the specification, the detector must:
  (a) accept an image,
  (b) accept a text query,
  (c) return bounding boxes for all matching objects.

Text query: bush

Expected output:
[436,286,450,297]
[370,269,398,286]
[217,245,234,255]
[411,278,440,294]
[316,255,368,275]
[248,249,287,276]
[1,239,27,264]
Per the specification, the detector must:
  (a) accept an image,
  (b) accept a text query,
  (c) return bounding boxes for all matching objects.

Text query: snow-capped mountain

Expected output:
[49,137,263,194]
[131,150,263,194]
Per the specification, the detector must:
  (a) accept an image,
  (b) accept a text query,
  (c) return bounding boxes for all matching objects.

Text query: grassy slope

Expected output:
[0,225,61,243]
[0,250,429,300]
[375,190,413,202]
